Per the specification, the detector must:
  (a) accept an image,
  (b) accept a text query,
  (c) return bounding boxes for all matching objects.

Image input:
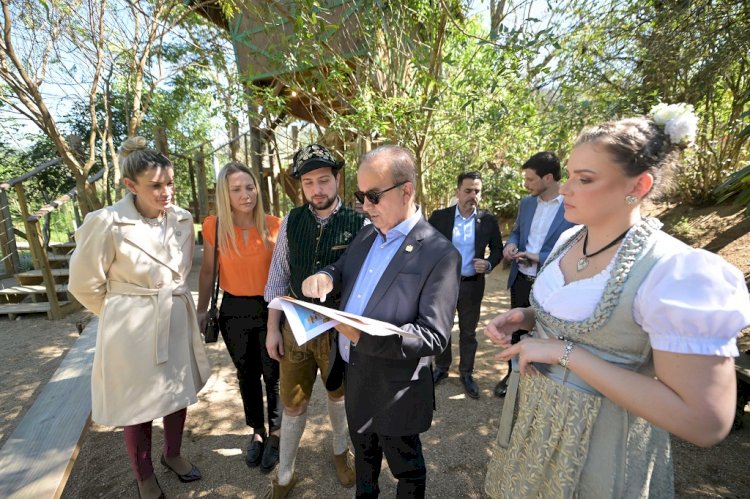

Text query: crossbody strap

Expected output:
[210,217,220,308]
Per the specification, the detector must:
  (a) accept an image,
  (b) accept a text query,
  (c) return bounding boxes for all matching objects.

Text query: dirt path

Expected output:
[2,248,749,498]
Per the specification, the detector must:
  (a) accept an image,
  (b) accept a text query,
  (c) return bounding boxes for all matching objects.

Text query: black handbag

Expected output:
[204,218,220,343]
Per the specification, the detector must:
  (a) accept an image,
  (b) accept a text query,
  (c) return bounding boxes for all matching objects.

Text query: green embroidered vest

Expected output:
[287,204,364,303]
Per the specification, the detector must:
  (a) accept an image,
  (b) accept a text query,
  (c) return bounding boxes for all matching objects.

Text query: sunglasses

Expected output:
[354,181,407,205]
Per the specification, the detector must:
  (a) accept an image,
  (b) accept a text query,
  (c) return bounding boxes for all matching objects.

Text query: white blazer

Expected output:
[68,193,211,426]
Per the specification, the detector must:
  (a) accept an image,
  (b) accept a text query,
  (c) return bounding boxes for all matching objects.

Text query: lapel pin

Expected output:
[405,244,414,253]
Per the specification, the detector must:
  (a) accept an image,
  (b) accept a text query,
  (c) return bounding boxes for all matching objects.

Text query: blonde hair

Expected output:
[118,136,172,181]
[215,162,269,253]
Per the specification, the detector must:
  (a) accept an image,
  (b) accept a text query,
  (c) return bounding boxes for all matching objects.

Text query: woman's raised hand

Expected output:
[484,308,533,348]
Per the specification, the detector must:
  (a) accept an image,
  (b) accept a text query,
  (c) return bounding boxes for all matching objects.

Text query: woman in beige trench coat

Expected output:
[69,137,211,499]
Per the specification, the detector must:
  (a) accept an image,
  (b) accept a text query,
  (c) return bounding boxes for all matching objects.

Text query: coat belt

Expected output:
[107,280,183,364]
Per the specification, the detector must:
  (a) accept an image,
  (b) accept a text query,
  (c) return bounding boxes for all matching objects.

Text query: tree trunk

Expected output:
[154,126,169,154]
[248,104,270,212]
[195,149,209,218]
[228,114,240,161]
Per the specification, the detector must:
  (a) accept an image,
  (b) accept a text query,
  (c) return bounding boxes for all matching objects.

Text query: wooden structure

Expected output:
[0,159,64,276]
[192,0,365,126]
[0,318,96,497]
[187,1,377,215]
[0,162,111,319]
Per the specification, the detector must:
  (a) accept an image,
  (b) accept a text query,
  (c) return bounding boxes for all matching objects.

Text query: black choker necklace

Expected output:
[577,226,631,272]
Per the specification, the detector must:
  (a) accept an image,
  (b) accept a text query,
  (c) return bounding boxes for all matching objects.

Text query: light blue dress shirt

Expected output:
[452,206,477,277]
[338,209,423,362]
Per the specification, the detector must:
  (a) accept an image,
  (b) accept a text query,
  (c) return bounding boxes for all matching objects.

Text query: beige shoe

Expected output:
[263,472,298,499]
[333,450,355,488]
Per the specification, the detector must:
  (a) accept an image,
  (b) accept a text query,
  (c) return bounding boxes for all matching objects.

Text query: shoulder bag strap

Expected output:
[210,217,220,309]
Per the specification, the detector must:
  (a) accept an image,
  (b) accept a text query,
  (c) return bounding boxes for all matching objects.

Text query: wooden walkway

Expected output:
[0,318,96,498]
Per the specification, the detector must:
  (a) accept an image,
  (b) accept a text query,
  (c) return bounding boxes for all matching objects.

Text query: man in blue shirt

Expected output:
[428,172,503,398]
[301,145,461,498]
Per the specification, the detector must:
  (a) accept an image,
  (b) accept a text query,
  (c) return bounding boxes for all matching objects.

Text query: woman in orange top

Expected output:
[197,162,282,472]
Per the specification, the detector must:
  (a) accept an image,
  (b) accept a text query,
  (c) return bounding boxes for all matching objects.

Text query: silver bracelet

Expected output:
[559,341,575,368]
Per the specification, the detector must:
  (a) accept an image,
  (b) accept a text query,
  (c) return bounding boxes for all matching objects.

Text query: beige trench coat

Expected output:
[68,194,211,426]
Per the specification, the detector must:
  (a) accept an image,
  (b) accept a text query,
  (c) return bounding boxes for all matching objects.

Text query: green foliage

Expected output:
[7,0,750,223]
[0,133,80,247]
[671,216,697,241]
[0,134,74,209]
[541,0,750,203]
[713,162,750,216]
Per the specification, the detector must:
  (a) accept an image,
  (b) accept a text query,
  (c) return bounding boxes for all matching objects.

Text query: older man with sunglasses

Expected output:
[302,145,461,498]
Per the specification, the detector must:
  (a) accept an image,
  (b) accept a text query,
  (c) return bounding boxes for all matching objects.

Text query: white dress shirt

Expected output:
[532,226,750,357]
[519,195,563,277]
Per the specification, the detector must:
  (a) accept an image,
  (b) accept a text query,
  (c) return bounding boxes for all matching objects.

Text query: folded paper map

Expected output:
[268,296,416,346]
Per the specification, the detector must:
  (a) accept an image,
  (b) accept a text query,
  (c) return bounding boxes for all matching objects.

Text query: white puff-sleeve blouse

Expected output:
[532,226,750,357]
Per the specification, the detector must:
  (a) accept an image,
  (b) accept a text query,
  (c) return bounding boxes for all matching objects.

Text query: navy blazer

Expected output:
[323,218,461,436]
[507,195,575,287]
[427,206,503,272]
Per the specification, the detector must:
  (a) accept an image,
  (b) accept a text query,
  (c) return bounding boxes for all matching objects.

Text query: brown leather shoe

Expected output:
[263,473,297,499]
[333,450,355,488]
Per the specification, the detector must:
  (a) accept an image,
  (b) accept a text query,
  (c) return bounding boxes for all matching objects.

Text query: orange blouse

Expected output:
[202,214,281,298]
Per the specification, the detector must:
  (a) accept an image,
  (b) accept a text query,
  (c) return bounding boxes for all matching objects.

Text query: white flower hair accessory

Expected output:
[649,102,698,145]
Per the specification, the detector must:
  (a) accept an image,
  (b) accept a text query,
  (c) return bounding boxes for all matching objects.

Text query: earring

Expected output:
[625,195,638,205]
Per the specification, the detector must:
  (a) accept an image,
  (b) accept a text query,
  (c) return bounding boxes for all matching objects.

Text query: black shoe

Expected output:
[160,454,202,483]
[245,434,265,468]
[494,373,510,398]
[433,367,449,385]
[260,434,280,474]
[460,374,479,399]
[135,477,165,499]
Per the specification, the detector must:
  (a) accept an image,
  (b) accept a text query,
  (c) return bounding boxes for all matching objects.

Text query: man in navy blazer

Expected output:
[494,151,575,398]
[302,145,461,498]
[428,172,502,399]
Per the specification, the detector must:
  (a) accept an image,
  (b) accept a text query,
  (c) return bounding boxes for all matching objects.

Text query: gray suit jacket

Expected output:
[323,218,461,435]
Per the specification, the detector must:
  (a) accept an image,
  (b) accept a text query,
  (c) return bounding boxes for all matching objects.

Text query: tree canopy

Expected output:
[1,0,748,219]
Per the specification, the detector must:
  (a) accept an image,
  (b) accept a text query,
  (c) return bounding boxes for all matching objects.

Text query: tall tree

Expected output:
[0,0,228,214]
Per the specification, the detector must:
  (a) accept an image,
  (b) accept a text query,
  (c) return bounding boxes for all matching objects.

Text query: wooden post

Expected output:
[329,134,346,201]
[0,189,20,275]
[73,203,82,227]
[14,183,41,270]
[27,218,62,319]
[259,137,272,213]
[268,145,280,216]
[194,149,209,219]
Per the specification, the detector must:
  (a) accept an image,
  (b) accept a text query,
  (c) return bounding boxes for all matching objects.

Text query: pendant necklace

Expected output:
[576,226,631,272]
